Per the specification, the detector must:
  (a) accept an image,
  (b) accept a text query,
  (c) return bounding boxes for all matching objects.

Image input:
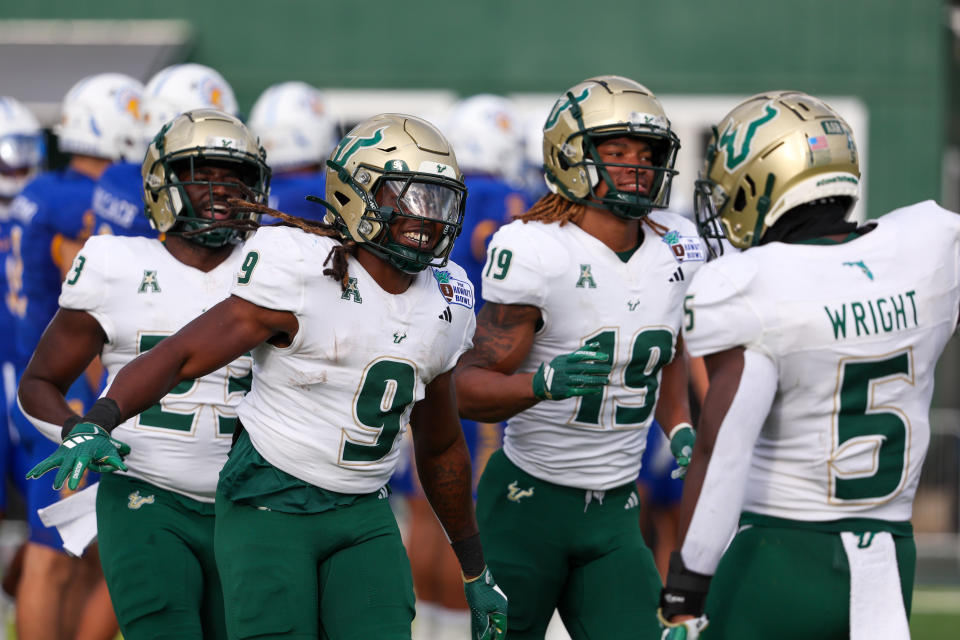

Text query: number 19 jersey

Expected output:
[684,201,960,523]
[60,235,251,502]
[482,212,705,490]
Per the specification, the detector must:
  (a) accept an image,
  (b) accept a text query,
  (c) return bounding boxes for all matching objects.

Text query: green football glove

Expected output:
[658,614,709,640]
[463,566,508,640]
[532,341,611,401]
[668,423,695,480]
[26,422,130,490]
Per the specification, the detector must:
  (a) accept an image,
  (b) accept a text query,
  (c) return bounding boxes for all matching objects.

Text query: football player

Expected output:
[0,96,44,615]
[404,93,530,640]
[658,91,952,640]
[0,97,44,513]
[9,73,143,640]
[20,108,267,640]
[28,113,508,640]
[249,81,339,223]
[454,75,702,639]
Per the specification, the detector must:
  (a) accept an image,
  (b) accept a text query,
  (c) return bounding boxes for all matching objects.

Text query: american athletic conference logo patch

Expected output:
[433,270,474,309]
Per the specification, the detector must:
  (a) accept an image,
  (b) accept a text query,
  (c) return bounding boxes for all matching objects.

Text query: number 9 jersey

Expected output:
[684,201,960,523]
[482,212,704,490]
[229,226,476,494]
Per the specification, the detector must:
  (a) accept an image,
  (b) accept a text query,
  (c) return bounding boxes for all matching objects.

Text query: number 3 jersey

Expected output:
[59,235,252,503]
[482,212,705,490]
[229,226,476,494]
[684,201,960,523]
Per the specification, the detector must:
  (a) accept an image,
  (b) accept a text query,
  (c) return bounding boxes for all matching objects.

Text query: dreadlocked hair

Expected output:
[517,193,584,226]
[227,198,358,292]
[515,193,672,238]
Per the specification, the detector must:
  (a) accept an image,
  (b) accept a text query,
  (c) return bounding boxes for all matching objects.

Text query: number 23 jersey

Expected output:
[230,226,476,494]
[684,201,960,522]
[59,235,252,503]
[482,212,704,490]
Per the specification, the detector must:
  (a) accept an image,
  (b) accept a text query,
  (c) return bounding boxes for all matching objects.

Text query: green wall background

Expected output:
[1,0,949,217]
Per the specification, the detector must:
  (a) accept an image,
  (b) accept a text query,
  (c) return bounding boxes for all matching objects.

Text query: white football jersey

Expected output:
[230,226,476,494]
[59,236,251,503]
[482,211,705,490]
[685,201,960,522]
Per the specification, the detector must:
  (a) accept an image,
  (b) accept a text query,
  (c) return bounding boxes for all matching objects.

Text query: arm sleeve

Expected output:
[680,348,778,575]
[229,228,306,315]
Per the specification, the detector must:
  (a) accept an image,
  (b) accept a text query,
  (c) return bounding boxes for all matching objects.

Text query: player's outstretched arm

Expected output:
[27,295,296,489]
[411,370,507,639]
[102,295,294,421]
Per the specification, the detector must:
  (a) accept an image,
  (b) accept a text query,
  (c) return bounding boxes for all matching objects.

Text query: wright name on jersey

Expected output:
[59,235,252,502]
[230,226,476,494]
[684,201,960,523]
[482,211,705,490]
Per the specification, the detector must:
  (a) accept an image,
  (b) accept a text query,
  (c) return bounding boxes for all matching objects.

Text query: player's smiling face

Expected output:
[176,162,246,220]
[592,136,654,199]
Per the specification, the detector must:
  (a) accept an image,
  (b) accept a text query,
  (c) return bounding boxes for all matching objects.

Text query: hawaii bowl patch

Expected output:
[662,230,706,263]
[433,269,475,308]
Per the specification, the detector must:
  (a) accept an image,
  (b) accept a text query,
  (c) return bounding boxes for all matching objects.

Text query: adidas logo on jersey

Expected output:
[668,266,685,282]
[438,306,452,323]
[624,491,639,510]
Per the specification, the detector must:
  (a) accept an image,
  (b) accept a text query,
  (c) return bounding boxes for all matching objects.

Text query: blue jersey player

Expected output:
[249,81,339,224]
[0,97,45,528]
[11,73,143,640]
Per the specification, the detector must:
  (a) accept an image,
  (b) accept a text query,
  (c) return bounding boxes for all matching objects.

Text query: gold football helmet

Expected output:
[695,90,860,252]
[323,113,466,273]
[542,75,679,218]
[142,108,270,247]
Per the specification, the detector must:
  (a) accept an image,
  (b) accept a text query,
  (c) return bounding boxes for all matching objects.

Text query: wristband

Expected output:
[659,551,712,619]
[668,422,694,441]
[61,415,82,440]
[451,533,486,580]
[61,397,123,439]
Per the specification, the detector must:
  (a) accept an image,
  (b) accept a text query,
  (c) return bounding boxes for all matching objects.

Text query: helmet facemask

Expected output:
[576,127,679,219]
[326,159,465,273]
[0,132,44,199]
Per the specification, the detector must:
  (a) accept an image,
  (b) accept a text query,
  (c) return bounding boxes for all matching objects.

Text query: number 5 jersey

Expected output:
[684,201,960,523]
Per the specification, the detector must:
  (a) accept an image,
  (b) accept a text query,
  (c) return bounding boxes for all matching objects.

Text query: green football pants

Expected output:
[477,449,662,640]
[97,473,224,640]
[704,522,915,639]
[214,488,415,639]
